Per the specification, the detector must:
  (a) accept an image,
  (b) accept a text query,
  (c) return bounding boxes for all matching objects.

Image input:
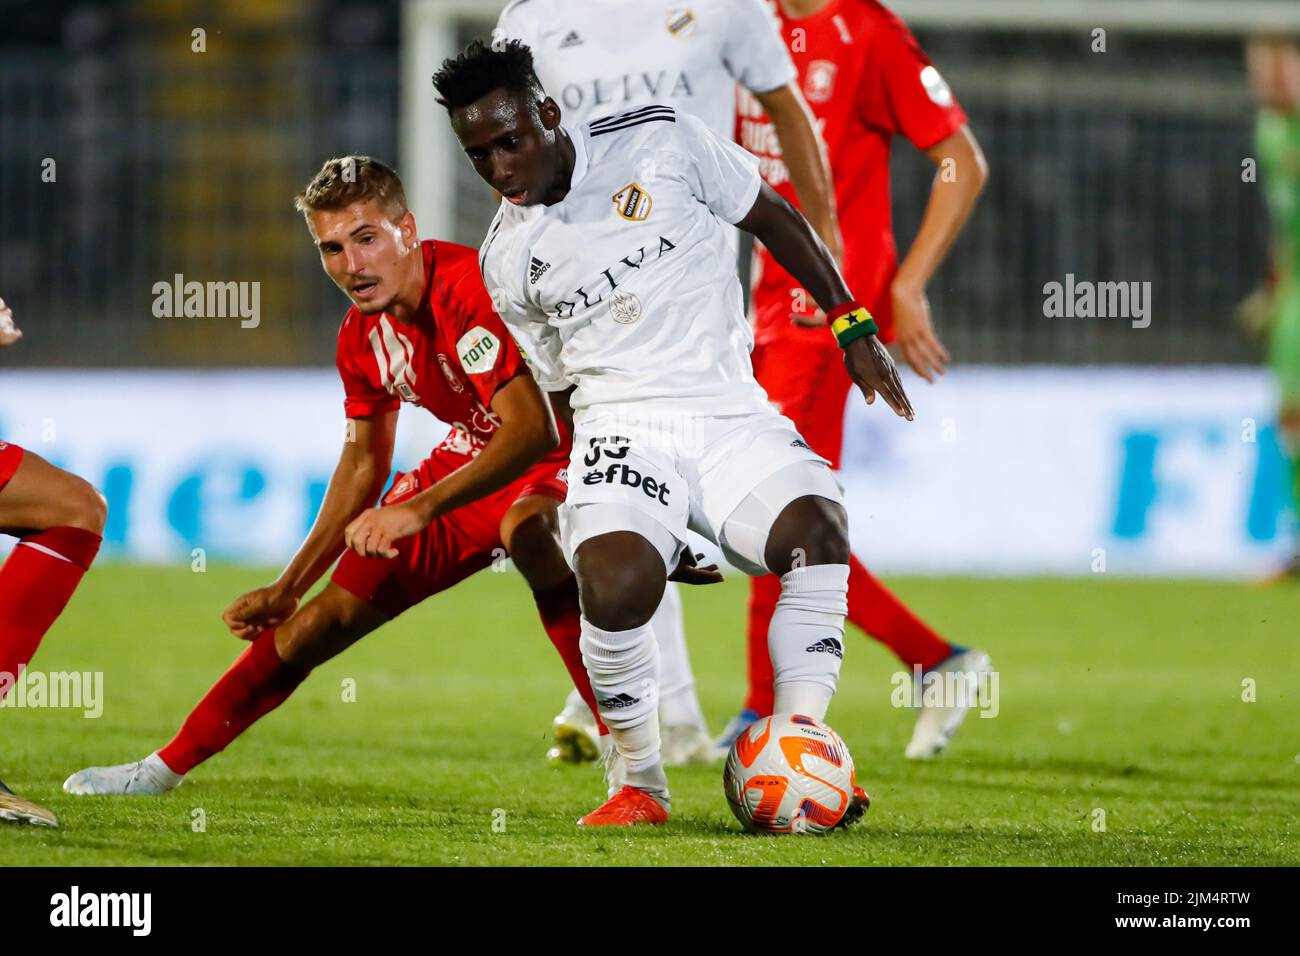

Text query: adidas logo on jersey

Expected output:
[559,30,583,48]
[598,692,639,709]
[529,256,551,284]
[790,438,811,449]
[806,637,843,658]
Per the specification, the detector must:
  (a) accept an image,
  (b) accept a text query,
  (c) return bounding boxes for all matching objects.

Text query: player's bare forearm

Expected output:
[396,374,558,526]
[895,125,988,292]
[738,184,913,420]
[755,84,842,262]
[276,411,397,598]
[738,181,850,314]
[891,125,987,382]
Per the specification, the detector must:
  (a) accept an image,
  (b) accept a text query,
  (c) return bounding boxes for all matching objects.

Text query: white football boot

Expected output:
[546,690,602,765]
[905,648,994,760]
[660,724,715,766]
[63,752,184,796]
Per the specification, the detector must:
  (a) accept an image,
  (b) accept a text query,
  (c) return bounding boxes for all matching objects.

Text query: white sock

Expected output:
[650,584,706,730]
[579,617,662,772]
[145,752,185,789]
[768,564,849,722]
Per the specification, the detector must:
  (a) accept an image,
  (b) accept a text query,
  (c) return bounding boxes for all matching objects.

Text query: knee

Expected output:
[506,511,570,590]
[575,534,664,632]
[275,592,370,669]
[765,496,849,575]
[64,479,107,535]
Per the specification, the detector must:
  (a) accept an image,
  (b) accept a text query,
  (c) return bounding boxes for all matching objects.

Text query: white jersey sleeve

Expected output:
[722,0,797,94]
[479,214,568,393]
[671,110,764,225]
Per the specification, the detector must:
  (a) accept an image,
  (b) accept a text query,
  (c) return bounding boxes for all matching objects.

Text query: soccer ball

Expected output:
[723,713,857,834]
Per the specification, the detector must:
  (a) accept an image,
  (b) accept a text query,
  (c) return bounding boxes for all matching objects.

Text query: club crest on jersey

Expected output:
[805,60,838,104]
[609,289,642,324]
[437,352,465,393]
[666,8,696,38]
[457,326,500,375]
[612,182,653,222]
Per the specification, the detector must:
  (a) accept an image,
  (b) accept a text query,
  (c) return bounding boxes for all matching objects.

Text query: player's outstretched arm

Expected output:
[223,410,397,638]
[343,373,558,560]
[0,298,23,347]
[891,125,988,383]
[738,183,914,420]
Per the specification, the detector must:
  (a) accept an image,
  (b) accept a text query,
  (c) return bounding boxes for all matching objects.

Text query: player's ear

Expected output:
[538,96,562,132]
[399,211,417,248]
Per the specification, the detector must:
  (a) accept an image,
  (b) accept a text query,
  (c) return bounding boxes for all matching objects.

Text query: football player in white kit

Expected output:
[435,40,911,825]
[493,0,842,768]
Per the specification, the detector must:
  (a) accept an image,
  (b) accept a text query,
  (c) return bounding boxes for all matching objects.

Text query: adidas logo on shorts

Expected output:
[597,692,640,709]
[806,637,843,658]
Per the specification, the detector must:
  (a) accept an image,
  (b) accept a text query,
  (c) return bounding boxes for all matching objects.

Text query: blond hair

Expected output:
[293,156,408,222]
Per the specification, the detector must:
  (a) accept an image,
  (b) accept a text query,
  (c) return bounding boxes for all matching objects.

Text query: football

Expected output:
[723,713,857,834]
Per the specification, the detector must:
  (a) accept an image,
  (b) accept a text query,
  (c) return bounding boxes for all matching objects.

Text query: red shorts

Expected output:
[330,449,569,618]
[0,441,25,495]
[750,322,853,471]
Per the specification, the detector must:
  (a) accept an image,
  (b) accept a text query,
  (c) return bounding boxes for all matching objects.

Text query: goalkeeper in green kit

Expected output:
[1247,34,1300,577]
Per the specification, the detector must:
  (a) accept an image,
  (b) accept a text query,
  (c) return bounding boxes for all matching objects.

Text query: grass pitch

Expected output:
[2,566,1297,866]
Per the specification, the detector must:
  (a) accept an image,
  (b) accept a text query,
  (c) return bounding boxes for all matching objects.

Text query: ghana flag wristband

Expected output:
[826,300,878,348]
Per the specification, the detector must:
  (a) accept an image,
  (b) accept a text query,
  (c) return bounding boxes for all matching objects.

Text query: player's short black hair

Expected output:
[432,38,544,113]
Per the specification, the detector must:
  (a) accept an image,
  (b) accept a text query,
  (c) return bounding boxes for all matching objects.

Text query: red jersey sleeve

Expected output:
[336,310,401,419]
[436,242,528,410]
[857,6,967,151]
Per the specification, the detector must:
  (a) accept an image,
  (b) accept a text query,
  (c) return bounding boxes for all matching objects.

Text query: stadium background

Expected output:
[0,0,1294,576]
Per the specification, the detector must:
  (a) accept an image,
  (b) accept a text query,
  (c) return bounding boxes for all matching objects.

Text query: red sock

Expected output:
[742,554,954,715]
[158,630,309,774]
[532,580,607,735]
[743,574,780,717]
[0,526,102,701]
[845,554,952,671]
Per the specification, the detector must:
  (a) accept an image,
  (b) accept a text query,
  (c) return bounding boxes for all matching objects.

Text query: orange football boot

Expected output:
[577,785,669,826]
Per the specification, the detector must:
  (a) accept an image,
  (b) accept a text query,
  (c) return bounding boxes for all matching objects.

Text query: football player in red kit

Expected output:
[0,298,107,826]
[726,0,992,759]
[64,157,612,799]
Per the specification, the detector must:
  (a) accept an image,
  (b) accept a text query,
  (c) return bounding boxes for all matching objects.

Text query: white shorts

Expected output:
[558,403,844,575]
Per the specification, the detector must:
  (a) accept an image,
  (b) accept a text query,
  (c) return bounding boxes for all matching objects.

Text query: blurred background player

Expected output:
[721,0,992,759]
[494,0,842,767]
[1245,32,1300,578]
[0,298,107,826]
[63,158,608,796]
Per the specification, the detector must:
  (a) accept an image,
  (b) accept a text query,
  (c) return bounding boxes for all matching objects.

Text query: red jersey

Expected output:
[336,239,561,468]
[737,0,967,343]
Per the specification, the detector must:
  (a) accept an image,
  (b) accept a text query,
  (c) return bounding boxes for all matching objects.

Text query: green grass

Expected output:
[2,567,1297,865]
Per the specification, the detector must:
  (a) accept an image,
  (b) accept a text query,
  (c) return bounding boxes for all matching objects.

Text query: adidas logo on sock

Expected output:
[805,637,843,658]
[529,256,551,284]
[598,692,640,709]
[559,30,583,48]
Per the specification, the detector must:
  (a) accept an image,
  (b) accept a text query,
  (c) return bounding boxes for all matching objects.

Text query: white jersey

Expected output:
[494,0,795,141]
[479,106,770,417]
